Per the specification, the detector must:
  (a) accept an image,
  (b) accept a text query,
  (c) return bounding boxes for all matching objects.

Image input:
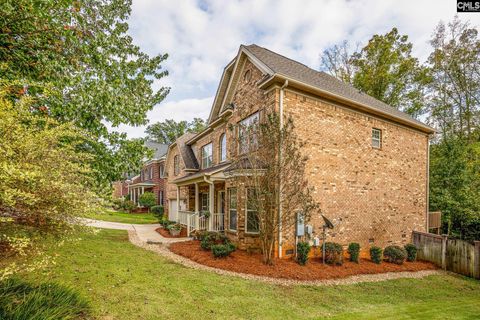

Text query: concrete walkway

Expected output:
[83,218,190,244]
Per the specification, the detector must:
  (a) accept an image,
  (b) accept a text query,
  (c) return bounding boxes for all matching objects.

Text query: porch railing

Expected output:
[177,211,225,236]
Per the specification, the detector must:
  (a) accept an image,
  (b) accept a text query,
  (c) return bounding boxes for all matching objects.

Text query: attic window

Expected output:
[372,128,382,149]
[243,69,251,83]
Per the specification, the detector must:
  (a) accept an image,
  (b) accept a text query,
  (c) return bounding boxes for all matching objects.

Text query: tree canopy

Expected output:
[1,0,169,189]
[145,118,206,144]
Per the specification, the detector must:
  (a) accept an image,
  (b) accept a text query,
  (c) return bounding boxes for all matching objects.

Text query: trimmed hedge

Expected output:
[296,241,311,265]
[211,243,236,258]
[200,232,229,251]
[370,246,383,264]
[151,205,164,221]
[384,245,407,265]
[404,243,417,262]
[324,242,344,265]
[347,242,360,263]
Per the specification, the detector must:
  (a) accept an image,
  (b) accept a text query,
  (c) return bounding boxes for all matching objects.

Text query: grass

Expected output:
[0,277,90,320]
[21,229,480,320]
[84,208,158,224]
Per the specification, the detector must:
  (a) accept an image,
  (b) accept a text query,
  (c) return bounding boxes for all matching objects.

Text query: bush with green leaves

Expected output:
[370,246,383,264]
[138,192,156,211]
[383,245,407,265]
[324,242,344,265]
[404,244,417,262]
[211,242,236,258]
[347,242,360,263]
[0,278,91,319]
[296,241,311,265]
[151,205,164,221]
[200,232,229,251]
[160,219,176,228]
[122,200,136,213]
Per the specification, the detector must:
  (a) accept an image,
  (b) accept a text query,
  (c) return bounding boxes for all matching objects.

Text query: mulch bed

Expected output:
[169,240,437,281]
[156,227,188,238]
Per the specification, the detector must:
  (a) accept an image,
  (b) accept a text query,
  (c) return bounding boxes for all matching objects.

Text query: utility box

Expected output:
[296,212,305,236]
[306,225,313,235]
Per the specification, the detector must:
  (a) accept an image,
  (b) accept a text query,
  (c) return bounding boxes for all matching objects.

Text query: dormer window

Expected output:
[219,133,227,162]
[201,143,213,169]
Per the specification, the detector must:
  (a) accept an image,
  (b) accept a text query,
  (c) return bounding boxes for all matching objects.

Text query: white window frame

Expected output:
[219,133,227,162]
[372,128,382,149]
[201,143,213,169]
[245,188,259,234]
[228,188,237,232]
[238,112,259,154]
[159,164,164,178]
[200,192,209,212]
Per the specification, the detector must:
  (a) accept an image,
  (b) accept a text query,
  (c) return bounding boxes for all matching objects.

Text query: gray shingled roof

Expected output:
[145,141,169,159]
[175,133,199,170]
[243,44,433,131]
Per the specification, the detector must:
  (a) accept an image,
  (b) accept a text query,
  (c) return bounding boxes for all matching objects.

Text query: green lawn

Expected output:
[84,209,158,224]
[24,229,480,320]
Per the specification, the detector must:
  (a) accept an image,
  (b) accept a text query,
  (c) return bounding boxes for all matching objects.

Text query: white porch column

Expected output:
[132,188,136,205]
[208,183,214,231]
[194,183,199,213]
[176,186,180,222]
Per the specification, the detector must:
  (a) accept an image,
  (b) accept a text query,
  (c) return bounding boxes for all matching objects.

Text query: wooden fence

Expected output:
[412,231,480,279]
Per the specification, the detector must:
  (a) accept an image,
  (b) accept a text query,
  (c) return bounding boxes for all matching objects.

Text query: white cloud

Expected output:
[116,0,480,138]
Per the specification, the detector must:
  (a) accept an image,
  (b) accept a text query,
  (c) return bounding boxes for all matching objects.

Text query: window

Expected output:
[200,193,209,212]
[174,155,180,175]
[159,190,164,205]
[159,164,164,178]
[246,188,259,233]
[228,188,237,231]
[372,128,382,149]
[201,143,213,168]
[238,112,259,154]
[244,69,251,82]
[140,171,144,181]
[219,133,227,162]
[149,167,153,180]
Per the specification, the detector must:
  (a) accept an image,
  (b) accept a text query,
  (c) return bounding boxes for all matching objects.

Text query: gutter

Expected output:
[278,79,288,258]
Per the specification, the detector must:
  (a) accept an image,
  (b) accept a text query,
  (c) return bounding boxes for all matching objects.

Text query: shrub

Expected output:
[370,246,383,264]
[383,245,407,265]
[138,192,156,211]
[122,200,136,213]
[160,219,176,228]
[324,242,344,265]
[151,205,164,221]
[200,232,229,251]
[0,278,91,319]
[347,242,360,263]
[404,243,417,262]
[296,241,311,265]
[211,242,236,258]
[167,223,181,231]
[112,198,124,210]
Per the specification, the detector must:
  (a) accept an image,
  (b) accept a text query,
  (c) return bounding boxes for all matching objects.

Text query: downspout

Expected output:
[278,79,288,258]
[426,135,431,232]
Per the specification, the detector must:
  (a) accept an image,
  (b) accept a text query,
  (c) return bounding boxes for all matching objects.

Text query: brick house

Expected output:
[113,141,168,208]
[164,44,435,258]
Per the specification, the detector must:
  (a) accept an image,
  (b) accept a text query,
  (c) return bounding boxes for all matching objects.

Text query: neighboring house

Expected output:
[113,141,169,208]
[164,44,435,258]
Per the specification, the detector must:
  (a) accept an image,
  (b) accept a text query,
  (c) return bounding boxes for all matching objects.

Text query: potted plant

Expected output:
[200,210,210,218]
[167,223,182,236]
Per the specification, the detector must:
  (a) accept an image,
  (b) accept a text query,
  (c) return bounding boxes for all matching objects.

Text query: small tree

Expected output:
[228,109,319,265]
[138,192,156,212]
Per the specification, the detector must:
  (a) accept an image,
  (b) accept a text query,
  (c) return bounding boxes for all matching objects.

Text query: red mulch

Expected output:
[169,240,437,281]
[156,227,188,238]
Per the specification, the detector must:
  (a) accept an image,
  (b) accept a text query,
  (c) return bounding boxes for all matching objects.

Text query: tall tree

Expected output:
[427,16,480,141]
[0,0,169,189]
[321,28,430,116]
[145,118,206,144]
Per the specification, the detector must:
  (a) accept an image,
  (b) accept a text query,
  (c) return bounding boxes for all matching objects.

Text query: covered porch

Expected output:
[172,165,228,236]
[128,182,155,207]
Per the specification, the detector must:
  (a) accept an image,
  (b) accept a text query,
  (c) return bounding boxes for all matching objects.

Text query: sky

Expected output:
[113,0,480,138]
